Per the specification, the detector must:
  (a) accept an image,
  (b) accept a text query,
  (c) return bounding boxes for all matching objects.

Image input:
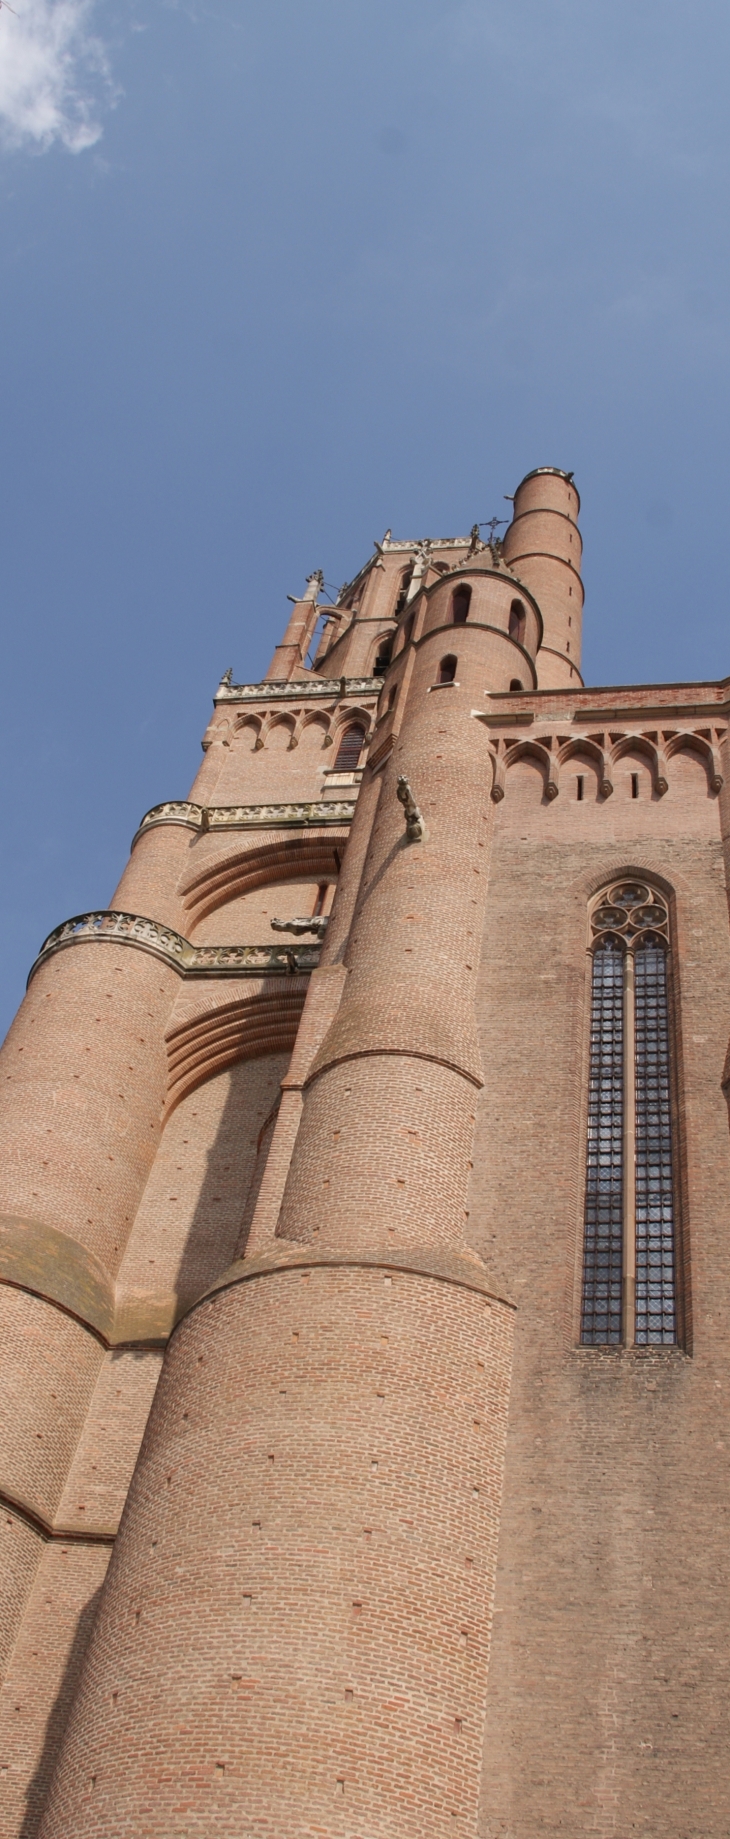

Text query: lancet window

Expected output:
[581,881,678,1348]
[333,723,366,771]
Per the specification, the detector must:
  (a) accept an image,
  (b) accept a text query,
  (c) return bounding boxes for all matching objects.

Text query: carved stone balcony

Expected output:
[28,911,321,985]
[132,798,356,846]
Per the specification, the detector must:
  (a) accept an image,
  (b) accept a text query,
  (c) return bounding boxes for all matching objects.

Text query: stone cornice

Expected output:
[28,911,321,986]
[133,798,356,845]
[214,676,380,704]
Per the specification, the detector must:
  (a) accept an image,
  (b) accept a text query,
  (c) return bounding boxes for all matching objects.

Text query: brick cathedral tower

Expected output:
[0,468,729,1837]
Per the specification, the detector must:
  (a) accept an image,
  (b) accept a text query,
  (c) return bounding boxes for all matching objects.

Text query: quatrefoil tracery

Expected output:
[590,881,669,950]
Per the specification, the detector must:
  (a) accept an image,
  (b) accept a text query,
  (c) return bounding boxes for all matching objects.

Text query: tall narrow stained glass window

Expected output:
[581,939,624,1345]
[580,882,678,1347]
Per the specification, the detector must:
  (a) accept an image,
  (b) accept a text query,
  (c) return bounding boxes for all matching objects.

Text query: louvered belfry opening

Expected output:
[333,723,365,771]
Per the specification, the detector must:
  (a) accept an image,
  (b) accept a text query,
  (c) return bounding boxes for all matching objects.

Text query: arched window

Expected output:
[373,637,392,677]
[581,883,678,1348]
[509,599,526,643]
[451,585,471,625]
[438,655,457,684]
[333,723,366,771]
[510,678,523,692]
[394,568,413,618]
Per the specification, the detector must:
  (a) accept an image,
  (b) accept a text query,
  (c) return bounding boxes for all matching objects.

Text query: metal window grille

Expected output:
[634,942,676,1345]
[581,940,624,1344]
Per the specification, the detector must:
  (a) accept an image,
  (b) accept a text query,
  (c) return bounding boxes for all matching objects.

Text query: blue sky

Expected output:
[1,0,730,1036]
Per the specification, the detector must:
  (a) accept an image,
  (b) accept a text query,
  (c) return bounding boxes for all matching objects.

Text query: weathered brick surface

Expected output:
[38,1267,514,1839]
[117,1051,290,1310]
[0,1290,102,1526]
[54,1351,163,1539]
[0,1541,110,1839]
[0,946,177,1276]
[0,1516,43,1684]
[468,740,730,1838]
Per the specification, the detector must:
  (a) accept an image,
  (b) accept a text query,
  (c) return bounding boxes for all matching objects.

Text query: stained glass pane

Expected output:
[581,941,624,1345]
[634,943,676,1345]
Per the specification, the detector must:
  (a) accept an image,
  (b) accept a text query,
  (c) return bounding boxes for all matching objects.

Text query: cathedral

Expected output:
[0,464,728,1836]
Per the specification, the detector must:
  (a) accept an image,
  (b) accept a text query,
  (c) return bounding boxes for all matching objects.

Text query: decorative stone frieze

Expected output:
[133,797,357,844]
[214,675,380,703]
[28,911,321,985]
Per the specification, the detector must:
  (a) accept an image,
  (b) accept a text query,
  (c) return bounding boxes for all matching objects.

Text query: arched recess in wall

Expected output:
[180,832,348,927]
[501,742,552,805]
[116,1015,300,1316]
[665,736,718,802]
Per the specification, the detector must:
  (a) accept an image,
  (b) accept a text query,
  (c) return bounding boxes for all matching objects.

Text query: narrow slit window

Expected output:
[312,883,329,918]
[394,569,413,618]
[373,637,392,677]
[452,585,471,625]
[438,654,457,684]
[580,884,678,1348]
[509,600,526,643]
[577,775,584,802]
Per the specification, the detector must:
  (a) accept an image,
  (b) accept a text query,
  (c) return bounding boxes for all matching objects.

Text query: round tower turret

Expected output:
[502,467,583,689]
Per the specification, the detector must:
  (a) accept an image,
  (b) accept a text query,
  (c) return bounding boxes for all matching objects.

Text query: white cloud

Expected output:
[0,0,111,153]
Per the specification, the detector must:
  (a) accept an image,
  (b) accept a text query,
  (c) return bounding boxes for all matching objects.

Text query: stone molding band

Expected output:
[0,1485,117,1548]
[133,797,356,846]
[176,1244,516,1335]
[0,1215,180,1348]
[27,911,322,987]
[215,676,380,703]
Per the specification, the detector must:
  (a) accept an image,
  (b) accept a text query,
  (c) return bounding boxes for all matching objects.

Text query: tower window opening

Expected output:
[580,883,678,1349]
[577,775,584,802]
[394,568,413,618]
[510,678,523,693]
[312,883,329,917]
[373,637,393,678]
[452,585,471,625]
[631,773,639,800]
[438,655,457,685]
[333,723,366,771]
[566,641,570,653]
[387,685,397,711]
[509,600,526,643]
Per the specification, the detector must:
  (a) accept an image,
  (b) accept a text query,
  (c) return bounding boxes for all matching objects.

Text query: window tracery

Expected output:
[581,880,678,1349]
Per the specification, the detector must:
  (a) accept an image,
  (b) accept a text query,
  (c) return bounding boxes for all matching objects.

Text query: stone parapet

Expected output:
[28,911,321,986]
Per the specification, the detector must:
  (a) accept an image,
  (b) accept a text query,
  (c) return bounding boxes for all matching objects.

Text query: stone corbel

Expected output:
[489,750,506,803]
[654,745,669,797]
